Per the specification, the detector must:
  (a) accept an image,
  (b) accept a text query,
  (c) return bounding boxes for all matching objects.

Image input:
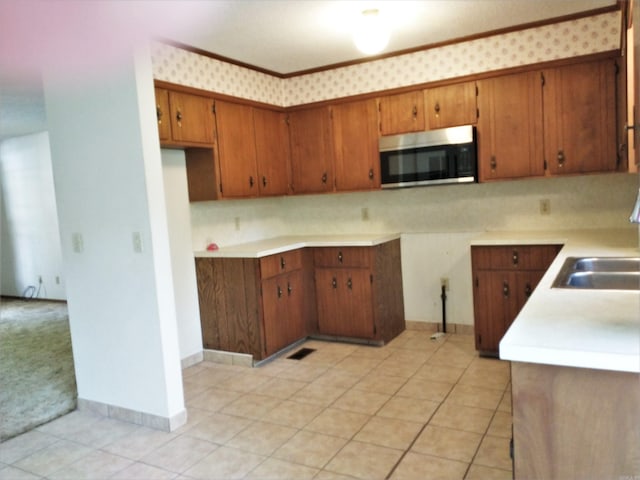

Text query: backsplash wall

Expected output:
[189,173,638,327]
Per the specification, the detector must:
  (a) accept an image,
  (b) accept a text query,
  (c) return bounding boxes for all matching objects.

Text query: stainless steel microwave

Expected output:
[379,125,477,189]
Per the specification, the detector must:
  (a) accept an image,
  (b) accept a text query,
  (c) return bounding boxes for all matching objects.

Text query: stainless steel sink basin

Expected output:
[563,271,640,290]
[553,257,640,291]
[572,257,640,272]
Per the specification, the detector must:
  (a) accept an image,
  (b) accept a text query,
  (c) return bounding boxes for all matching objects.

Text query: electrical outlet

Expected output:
[440,277,450,291]
[540,199,551,215]
[361,207,370,221]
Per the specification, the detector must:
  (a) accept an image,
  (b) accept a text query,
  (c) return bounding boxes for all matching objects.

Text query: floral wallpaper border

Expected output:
[151,10,620,107]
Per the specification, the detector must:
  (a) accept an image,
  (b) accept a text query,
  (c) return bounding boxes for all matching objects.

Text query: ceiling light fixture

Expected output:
[353,8,390,55]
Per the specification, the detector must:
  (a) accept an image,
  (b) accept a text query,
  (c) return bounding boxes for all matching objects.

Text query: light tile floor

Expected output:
[0,331,513,480]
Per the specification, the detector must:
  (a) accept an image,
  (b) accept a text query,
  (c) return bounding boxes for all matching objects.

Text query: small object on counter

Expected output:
[206,243,219,251]
[630,188,640,224]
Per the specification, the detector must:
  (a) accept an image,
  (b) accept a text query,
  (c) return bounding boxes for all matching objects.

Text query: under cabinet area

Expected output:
[471,244,561,356]
[194,237,405,363]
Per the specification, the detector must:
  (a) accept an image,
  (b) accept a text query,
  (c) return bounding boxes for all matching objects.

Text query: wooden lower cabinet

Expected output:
[195,249,315,361]
[471,244,561,356]
[195,239,406,360]
[511,361,640,479]
[313,240,406,344]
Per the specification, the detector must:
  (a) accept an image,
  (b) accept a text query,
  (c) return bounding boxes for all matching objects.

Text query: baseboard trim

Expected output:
[181,351,204,369]
[77,398,187,432]
[406,320,474,335]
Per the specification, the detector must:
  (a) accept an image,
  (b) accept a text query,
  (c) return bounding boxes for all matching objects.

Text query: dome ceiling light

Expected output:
[353,8,390,55]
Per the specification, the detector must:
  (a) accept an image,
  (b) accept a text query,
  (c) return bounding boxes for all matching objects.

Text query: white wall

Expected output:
[161,148,202,362]
[189,172,639,326]
[0,132,65,300]
[43,48,185,425]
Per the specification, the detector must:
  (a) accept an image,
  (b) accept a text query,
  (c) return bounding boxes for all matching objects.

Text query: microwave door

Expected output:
[381,150,418,187]
[415,148,448,181]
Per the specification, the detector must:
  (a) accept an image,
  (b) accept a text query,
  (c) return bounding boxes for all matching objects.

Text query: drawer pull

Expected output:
[338,251,343,264]
[277,286,283,298]
[347,278,353,289]
[512,251,519,265]
[332,277,337,289]
[280,256,286,270]
[524,283,532,297]
[503,281,510,298]
[287,282,292,296]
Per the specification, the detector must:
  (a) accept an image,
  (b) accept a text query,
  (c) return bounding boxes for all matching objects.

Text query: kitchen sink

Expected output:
[552,257,640,291]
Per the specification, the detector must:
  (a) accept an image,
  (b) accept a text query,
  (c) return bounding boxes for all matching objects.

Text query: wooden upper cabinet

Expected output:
[331,99,380,192]
[289,106,335,194]
[476,71,544,181]
[425,82,477,129]
[154,87,172,142]
[167,91,215,145]
[543,58,618,175]
[377,91,426,135]
[253,108,291,196]
[214,100,259,198]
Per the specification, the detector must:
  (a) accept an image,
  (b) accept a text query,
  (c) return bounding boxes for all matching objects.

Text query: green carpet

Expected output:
[0,297,77,442]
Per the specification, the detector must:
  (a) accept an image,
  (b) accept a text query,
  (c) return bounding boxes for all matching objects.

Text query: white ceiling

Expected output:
[0,0,618,141]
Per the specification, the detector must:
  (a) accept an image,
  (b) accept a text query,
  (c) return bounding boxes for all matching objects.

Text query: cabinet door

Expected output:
[168,91,215,144]
[289,106,335,194]
[262,275,289,356]
[215,100,259,198]
[425,82,477,129]
[332,99,380,191]
[253,108,291,196]
[154,88,172,142]
[543,59,618,175]
[476,71,544,181]
[472,270,513,354]
[315,268,374,339]
[377,91,425,135]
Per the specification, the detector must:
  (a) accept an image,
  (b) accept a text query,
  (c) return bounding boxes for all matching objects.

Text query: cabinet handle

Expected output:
[280,256,286,270]
[262,176,267,188]
[503,281,510,298]
[434,102,440,115]
[321,172,328,184]
[512,250,519,265]
[249,176,254,188]
[277,285,283,298]
[368,168,374,180]
[287,282,292,296]
[490,156,497,171]
[412,105,418,118]
[332,277,337,289]
[525,283,533,297]
[176,110,182,123]
[347,278,352,289]
[338,251,343,263]
[156,106,163,123]
[557,150,565,167]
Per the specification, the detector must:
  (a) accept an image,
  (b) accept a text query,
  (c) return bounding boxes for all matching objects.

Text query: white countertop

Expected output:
[194,233,401,258]
[473,228,640,373]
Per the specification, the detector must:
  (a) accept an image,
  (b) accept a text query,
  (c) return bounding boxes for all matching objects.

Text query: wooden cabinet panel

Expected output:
[471,244,561,356]
[313,247,371,268]
[262,270,304,356]
[253,108,291,196]
[477,71,544,181]
[260,249,303,279]
[167,91,216,145]
[154,88,172,142]
[289,106,335,194]
[215,100,259,198]
[377,91,426,135]
[315,268,374,339]
[184,148,219,202]
[331,99,380,191]
[425,82,477,129]
[543,58,618,175]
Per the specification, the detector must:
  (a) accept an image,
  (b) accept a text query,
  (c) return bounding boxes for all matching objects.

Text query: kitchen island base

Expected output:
[511,361,640,479]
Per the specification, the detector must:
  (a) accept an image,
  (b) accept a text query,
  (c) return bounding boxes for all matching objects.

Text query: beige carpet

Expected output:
[0,297,77,442]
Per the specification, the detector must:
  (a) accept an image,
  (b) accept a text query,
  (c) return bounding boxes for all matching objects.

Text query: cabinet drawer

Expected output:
[472,245,561,270]
[313,247,371,268]
[260,249,303,279]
